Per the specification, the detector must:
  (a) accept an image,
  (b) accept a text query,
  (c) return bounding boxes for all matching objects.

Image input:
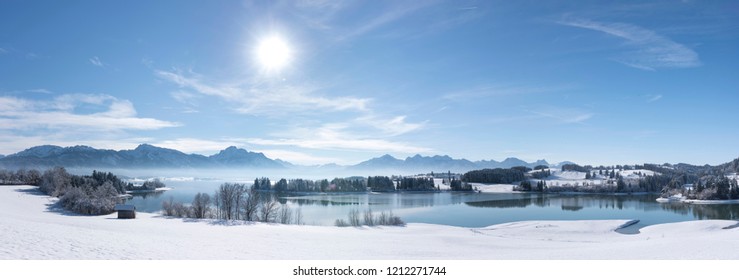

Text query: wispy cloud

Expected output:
[0,135,154,155]
[338,1,437,41]
[290,0,462,42]
[0,48,7,54]
[89,56,105,67]
[248,137,431,154]
[247,122,431,154]
[558,18,700,70]
[0,94,180,131]
[258,149,341,165]
[442,84,572,101]
[526,106,593,124]
[27,88,53,94]
[355,115,426,137]
[646,94,663,102]
[149,138,247,155]
[156,69,370,116]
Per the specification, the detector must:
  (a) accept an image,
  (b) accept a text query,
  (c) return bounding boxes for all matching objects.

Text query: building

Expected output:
[114,204,136,219]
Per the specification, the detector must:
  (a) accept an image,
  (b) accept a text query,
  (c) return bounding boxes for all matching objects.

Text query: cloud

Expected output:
[442,84,572,101]
[339,1,436,40]
[289,0,444,41]
[527,107,593,124]
[356,115,426,136]
[559,18,700,70]
[646,94,663,102]
[0,48,7,54]
[149,138,248,155]
[246,122,432,154]
[257,149,341,165]
[0,94,180,131]
[89,56,105,67]
[27,88,53,94]
[0,135,153,155]
[156,69,370,116]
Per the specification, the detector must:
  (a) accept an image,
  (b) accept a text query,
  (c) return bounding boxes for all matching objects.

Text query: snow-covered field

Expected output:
[2,185,738,260]
[469,183,516,193]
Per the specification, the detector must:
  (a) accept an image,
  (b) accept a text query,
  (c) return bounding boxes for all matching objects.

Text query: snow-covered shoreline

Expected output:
[1,185,738,260]
[656,193,739,204]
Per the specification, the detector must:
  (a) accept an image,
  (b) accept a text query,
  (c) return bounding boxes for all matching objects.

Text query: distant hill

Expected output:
[351,154,550,173]
[0,144,285,169]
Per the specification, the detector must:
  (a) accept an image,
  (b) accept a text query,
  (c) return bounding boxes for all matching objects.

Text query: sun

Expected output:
[255,35,291,71]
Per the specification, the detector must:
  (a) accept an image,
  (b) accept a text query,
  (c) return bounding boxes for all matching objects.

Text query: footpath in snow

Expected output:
[1,185,738,260]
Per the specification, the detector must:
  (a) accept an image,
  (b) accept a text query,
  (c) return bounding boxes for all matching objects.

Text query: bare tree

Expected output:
[191,192,211,219]
[278,204,293,224]
[363,209,375,226]
[260,198,279,223]
[241,188,260,221]
[212,190,221,219]
[216,183,241,220]
[348,209,361,226]
[162,196,175,216]
[293,207,303,225]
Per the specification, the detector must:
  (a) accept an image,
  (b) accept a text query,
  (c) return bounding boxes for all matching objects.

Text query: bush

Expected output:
[335,219,350,227]
[337,209,405,227]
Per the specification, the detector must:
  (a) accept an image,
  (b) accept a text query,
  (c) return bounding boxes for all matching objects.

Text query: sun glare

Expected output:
[255,35,291,71]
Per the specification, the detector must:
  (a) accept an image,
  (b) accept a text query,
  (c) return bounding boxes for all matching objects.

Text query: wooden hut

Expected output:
[114,204,136,219]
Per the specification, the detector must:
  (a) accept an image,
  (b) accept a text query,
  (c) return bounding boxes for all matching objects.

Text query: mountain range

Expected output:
[0,144,558,173]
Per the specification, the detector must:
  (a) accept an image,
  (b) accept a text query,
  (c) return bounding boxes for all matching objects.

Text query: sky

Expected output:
[1,0,738,166]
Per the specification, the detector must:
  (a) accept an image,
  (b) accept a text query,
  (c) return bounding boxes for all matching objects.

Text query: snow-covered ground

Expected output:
[657,194,739,205]
[469,183,516,193]
[2,185,738,260]
[533,169,655,188]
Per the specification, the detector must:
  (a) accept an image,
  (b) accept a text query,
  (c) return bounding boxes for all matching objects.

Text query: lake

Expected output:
[127,179,739,228]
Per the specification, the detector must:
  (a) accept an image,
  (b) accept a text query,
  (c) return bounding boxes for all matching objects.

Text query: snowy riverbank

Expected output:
[656,194,739,205]
[1,185,738,260]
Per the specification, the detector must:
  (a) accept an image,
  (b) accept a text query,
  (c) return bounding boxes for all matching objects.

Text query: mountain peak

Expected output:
[378,154,398,160]
[134,143,157,151]
[12,145,64,158]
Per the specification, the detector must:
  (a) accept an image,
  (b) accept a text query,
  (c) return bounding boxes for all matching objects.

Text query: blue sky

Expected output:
[1,0,738,166]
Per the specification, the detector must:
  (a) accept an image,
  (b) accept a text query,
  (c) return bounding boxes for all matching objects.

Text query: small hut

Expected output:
[114,204,136,219]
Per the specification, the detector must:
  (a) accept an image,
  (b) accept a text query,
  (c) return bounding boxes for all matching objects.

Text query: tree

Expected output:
[39,166,71,197]
[214,183,246,220]
[278,204,293,224]
[260,198,279,223]
[241,187,260,221]
[517,180,532,192]
[616,178,626,192]
[191,193,211,219]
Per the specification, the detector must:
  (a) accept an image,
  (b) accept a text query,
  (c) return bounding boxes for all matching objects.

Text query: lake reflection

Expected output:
[128,180,739,227]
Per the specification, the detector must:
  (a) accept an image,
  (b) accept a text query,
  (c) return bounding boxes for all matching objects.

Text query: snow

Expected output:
[657,195,739,205]
[470,183,516,193]
[620,169,658,177]
[125,187,173,194]
[2,185,739,259]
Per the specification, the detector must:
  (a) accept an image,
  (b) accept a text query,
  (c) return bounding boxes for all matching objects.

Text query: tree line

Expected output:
[246,175,473,193]
[162,183,303,224]
[461,168,525,184]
